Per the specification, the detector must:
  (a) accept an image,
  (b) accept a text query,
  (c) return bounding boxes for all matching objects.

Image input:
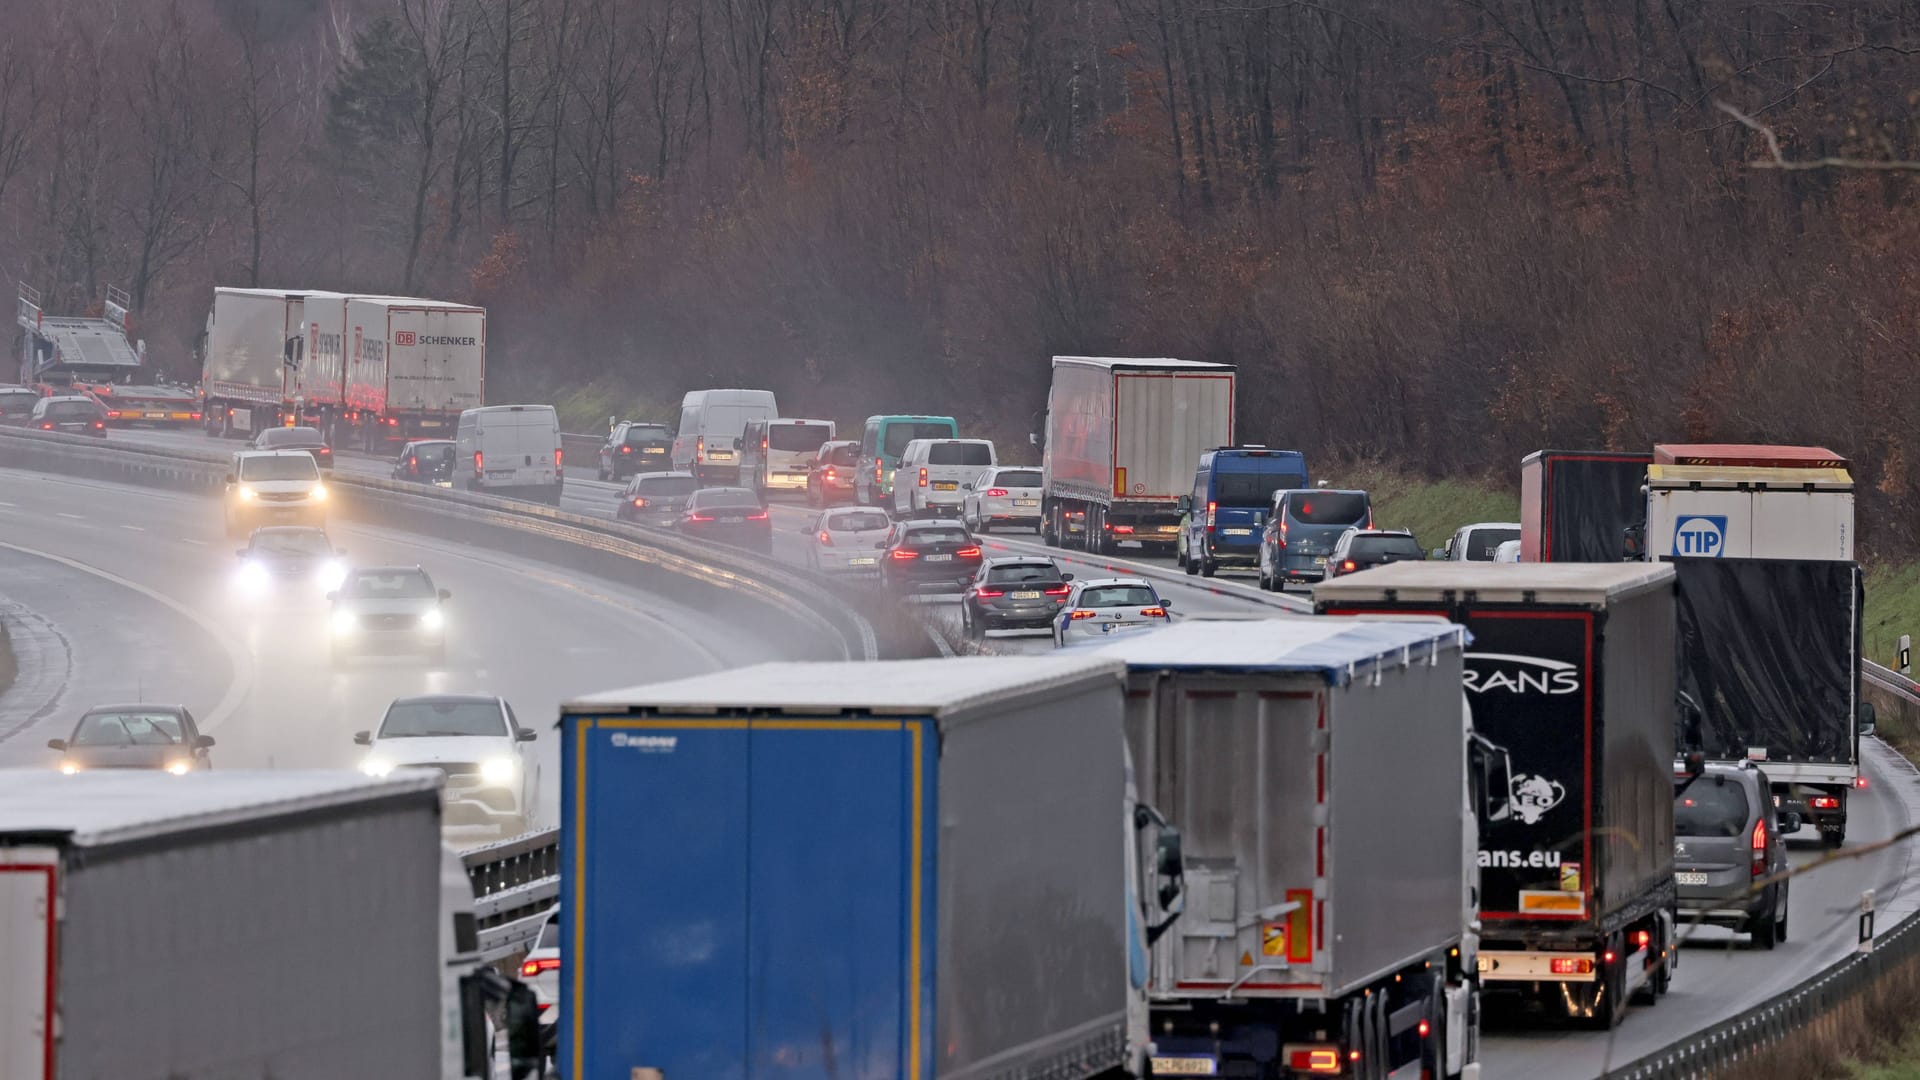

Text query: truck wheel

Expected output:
[1822,825,1845,848]
[1200,557,1217,578]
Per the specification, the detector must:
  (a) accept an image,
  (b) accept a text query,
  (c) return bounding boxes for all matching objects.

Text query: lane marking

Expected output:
[0,540,255,736]
[55,512,83,520]
[181,538,206,546]
[119,524,145,532]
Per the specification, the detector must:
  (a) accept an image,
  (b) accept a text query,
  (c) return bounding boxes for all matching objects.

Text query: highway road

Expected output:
[34,425,1920,1078]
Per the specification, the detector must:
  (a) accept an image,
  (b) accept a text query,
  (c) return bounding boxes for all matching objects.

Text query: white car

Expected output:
[804,506,893,574]
[330,565,451,664]
[520,907,561,1066]
[1493,538,1522,563]
[225,450,328,537]
[961,466,1043,533]
[355,694,539,835]
[891,438,996,519]
[1438,521,1522,561]
[1054,577,1172,646]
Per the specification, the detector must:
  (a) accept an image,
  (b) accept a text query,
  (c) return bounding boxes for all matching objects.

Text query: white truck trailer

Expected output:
[1643,443,1853,560]
[1091,617,1485,1079]
[337,297,487,453]
[201,287,343,437]
[1036,356,1235,554]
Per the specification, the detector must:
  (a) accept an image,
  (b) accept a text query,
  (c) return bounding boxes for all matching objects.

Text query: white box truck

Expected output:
[0,770,453,1079]
[341,297,487,453]
[1036,356,1235,555]
[201,287,343,438]
[1643,443,1853,560]
[1091,617,1485,1079]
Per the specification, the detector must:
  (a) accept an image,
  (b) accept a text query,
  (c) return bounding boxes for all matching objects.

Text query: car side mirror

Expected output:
[1859,701,1878,737]
[1780,811,1803,833]
[325,591,338,602]
[194,735,216,749]
[1162,597,1173,608]
[46,738,66,752]
[1176,495,1192,513]
[1062,572,1074,581]
[438,589,452,601]
[352,731,372,746]
[733,437,744,450]
[515,729,537,743]
[962,483,972,491]
[875,541,887,549]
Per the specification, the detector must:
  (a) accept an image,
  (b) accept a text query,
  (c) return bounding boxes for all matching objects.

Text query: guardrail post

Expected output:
[1860,889,1877,955]
[1901,634,1911,676]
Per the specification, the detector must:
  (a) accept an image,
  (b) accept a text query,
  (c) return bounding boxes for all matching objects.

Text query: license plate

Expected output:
[144,411,167,419]
[1223,527,1252,536]
[417,419,443,428]
[1158,525,1180,533]
[934,481,958,491]
[1149,1057,1217,1076]
[1012,590,1041,600]
[1015,498,1039,507]
[1675,871,1708,886]
[925,554,952,562]
[848,557,877,566]
[718,515,744,523]
[1313,556,1327,565]
[434,480,452,488]
[643,447,665,454]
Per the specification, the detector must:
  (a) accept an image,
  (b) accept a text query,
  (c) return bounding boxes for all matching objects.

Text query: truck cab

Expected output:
[1178,448,1308,577]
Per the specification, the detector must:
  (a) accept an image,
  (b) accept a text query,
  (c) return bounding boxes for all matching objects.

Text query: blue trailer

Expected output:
[559,655,1177,1079]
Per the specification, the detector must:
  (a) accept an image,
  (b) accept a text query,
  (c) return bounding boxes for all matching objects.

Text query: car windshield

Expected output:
[1215,469,1307,508]
[691,489,762,510]
[239,456,320,481]
[1081,585,1158,607]
[1286,492,1369,524]
[251,530,331,556]
[264,428,324,447]
[769,425,829,452]
[986,563,1062,584]
[636,475,698,496]
[1351,535,1422,560]
[993,469,1041,488]
[825,443,859,466]
[1464,527,1521,560]
[883,422,955,458]
[929,442,992,466]
[904,526,969,546]
[1675,776,1750,838]
[71,711,182,746]
[623,425,670,444]
[829,510,890,532]
[342,570,435,599]
[42,400,99,419]
[413,443,454,463]
[378,700,506,738]
[0,392,35,416]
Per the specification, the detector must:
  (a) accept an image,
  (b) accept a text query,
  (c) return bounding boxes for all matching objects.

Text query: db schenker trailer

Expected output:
[1317,562,1680,1029]
[1090,617,1486,1080]
[560,655,1181,1080]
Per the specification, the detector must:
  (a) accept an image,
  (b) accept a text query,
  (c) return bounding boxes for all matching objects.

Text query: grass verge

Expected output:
[1323,461,1521,556]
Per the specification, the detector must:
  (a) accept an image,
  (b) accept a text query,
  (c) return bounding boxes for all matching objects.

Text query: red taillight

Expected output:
[1205,500,1217,531]
[227,408,236,417]
[39,423,52,430]
[1604,950,1616,964]
[554,448,563,468]
[93,421,104,429]
[695,437,704,464]
[1857,776,1870,789]
[1286,1048,1341,1074]
[874,463,882,482]
[688,512,715,522]
[318,447,331,455]
[1549,957,1594,975]
[1341,560,1357,571]
[762,438,769,451]
[1044,583,1071,596]
[1141,606,1168,618]
[1811,796,1840,809]
[986,487,1008,497]
[918,467,928,488]
[1112,524,1135,535]
[632,497,647,508]
[621,445,631,454]
[817,530,832,545]
[106,409,121,419]
[1069,609,1097,620]
[1635,929,1651,950]
[745,509,768,521]
[1752,817,1767,850]
[824,467,836,480]
[520,957,560,978]
[473,451,483,473]
[956,546,982,559]
[975,587,1005,598]
[191,412,202,421]
[387,417,399,426]
[890,548,918,560]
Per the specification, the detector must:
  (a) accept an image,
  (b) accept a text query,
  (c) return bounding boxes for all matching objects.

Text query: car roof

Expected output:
[900,517,967,528]
[1074,577,1153,590]
[1461,521,1522,532]
[691,486,757,497]
[823,506,889,520]
[267,426,322,436]
[632,470,695,481]
[983,556,1056,568]
[387,693,499,707]
[1346,528,1416,538]
[351,564,431,575]
[81,703,189,715]
[40,394,96,404]
[1279,487,1366,498]
[250,525,328,537]
[407,439,454,447]
[236,448,318,458]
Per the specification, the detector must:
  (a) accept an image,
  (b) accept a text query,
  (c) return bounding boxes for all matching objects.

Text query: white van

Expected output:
[740,418,835,495]
[454,405,563,504]
[892,438,996,518]
[672,389,778,484]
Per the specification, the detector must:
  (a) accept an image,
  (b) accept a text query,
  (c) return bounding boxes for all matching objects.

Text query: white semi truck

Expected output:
[201,287,343,437]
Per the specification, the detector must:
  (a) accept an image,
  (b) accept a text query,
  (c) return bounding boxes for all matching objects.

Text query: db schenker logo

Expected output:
[394,331,417,346]
[1673,515,1728,558]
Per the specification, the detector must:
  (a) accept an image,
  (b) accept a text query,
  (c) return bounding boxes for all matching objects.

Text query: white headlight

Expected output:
[59,761,78,775]
[420,607,445,632]
[310,484,328,503]
[318,560,348,591]
[331,610,359,636]
[235,561,269,591]
[165,760,191,776]
[360,758,394,777]
[237,485,257,501]
[479,756,517,784]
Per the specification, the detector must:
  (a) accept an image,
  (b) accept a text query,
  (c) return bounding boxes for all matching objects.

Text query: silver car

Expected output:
[1673,760,1793,948]
[329,565,451,664]
[805,506,893,574]
[1054,577,1172,647]
[962,466,1043,533]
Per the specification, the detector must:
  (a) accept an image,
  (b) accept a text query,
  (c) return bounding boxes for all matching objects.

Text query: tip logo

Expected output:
[394,330,417,346]
[1673,514,1727,557]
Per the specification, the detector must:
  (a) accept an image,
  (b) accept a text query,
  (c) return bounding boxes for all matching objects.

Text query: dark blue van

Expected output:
[1179,448,1310,577]
[1257,488,1373,589]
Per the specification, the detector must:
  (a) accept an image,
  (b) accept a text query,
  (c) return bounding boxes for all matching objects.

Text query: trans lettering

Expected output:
[1478,849,1562,869]
[1463,668,1580,695]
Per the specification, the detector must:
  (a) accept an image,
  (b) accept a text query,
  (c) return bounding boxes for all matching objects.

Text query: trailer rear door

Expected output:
[1,851,57,1080]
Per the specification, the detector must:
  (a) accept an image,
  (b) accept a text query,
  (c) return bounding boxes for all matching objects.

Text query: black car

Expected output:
[0,387,39,427]
[1674,761,1794,947]
[675,487,772,553]
[618,471,700,526]
[47,705,214,774]
[880,520,983,593]
[393,439,456,485]
[31,395,107,437]
[599,421,674,481]
[253,425,335,469]
[961,557,1073,639]
[1326,528,1424,577]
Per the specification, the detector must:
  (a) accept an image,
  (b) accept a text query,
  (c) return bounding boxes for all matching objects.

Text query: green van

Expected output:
[855,415,959,506]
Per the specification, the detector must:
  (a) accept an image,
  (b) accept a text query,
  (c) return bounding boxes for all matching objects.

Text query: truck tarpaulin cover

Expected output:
[1548,455,1649,562]
[1674,558,1859,764]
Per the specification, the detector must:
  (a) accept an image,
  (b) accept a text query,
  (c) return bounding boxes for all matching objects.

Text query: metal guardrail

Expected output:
[463,828,561,960]
[1865,658,1920,707]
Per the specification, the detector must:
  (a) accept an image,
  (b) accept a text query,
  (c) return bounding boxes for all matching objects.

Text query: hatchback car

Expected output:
[598,420,674,481]
[252,425,334,469]
[30,394,107,437]
[961,557,1073,639]
[1255,489,1372,589]
[962,466,1044,533]
[806,440,862,507]
[675,487,772,553]
[1054,578,1172,646]
[393,439,456,485]
[232,526,347,599]
[1673,761,1793,948]
[880,520,982,593]
[329,565,452,663]
[354,694,538,835]
[617,471,700,526]
[47,705,214,774]
[0,386,39,426]
[226,450,328,536]
[805,506,893,574]
[1325,528,1424,577]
